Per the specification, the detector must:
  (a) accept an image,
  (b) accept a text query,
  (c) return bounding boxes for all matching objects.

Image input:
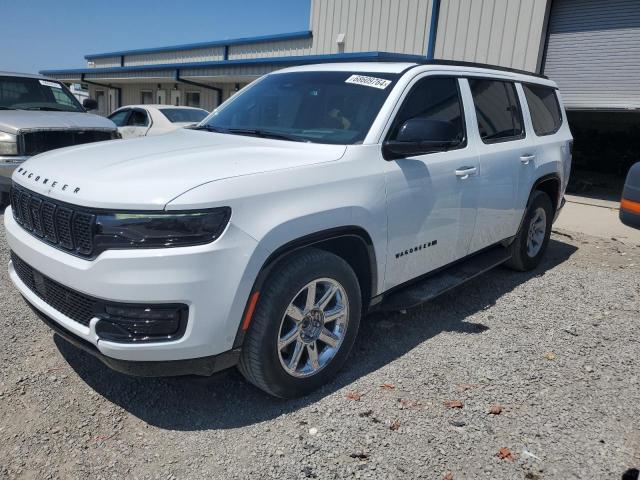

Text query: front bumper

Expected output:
[26,298,241,376]
[5,207,264,363]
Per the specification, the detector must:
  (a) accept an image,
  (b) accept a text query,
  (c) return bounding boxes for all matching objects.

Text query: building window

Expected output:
[185,91,200,107]
[140,90,153,104]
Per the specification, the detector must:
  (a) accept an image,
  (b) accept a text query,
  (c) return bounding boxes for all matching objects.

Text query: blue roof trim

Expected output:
[84,31,313,60]
[40,52,427,76]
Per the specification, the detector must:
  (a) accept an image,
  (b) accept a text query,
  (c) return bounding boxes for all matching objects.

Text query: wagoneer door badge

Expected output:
[395,240,438,259]
[17,167,81,194]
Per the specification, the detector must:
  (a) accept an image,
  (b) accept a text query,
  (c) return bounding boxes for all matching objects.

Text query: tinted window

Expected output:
[128,110,149,127]
[469,79,524,143]
[388,77,465,147]
[108,110,129,126]
[160,108,208,123]
[204,71,399,145]
[523,84,562,136]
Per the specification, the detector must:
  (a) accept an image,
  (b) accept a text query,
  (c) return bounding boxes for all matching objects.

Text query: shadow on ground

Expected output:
[56,239,578,431]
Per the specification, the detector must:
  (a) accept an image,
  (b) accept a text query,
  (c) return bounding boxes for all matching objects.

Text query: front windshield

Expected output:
[0,76,83,112]
[203,71,399,144]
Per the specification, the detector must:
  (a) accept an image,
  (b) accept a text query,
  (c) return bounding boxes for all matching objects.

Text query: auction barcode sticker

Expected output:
[345,75,392,90]
[39,80,62,89]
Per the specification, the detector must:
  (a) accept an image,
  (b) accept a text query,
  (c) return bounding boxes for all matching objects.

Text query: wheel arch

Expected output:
[532,173,562,213]
[233,226,377,348]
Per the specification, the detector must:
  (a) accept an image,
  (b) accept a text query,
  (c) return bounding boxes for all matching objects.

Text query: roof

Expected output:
[84,31,313,60]
[113,104,208,111]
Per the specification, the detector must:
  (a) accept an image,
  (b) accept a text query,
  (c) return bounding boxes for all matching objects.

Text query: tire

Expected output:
[239,248,361,398]
[504,190,554,272]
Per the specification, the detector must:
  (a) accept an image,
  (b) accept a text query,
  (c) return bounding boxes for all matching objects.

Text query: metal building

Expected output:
[41,0,639,117]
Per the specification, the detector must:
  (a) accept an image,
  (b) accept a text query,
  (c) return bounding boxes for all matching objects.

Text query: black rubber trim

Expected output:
[232,226,377,348]
[24,297,240,377]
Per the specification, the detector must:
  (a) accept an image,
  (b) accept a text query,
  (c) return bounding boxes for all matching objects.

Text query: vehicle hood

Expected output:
[12,128,347,210]
[0,110,116,134]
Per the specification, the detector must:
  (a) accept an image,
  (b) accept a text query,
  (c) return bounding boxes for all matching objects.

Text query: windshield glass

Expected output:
[0,76,83,112]
[160,108,209,123]
[202,71,399,144]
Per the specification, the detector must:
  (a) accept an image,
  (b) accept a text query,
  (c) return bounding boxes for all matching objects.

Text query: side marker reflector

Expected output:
[621,198,640,215]
[241,292,260,331]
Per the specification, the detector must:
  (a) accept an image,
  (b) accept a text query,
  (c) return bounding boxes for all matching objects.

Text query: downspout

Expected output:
[80,74,122,109]
[174,69,223,108]
[426,0,441,59]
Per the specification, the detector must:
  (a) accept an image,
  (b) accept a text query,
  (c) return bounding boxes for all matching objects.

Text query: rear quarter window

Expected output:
[523,84,563,136]
[469,79,525,144]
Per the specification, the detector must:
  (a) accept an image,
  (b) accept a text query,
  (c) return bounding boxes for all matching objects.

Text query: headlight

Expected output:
[0,131,18,156]
[94,208,231,251]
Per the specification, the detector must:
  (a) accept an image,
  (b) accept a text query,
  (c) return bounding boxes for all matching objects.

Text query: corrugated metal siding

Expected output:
[90,57,121,68]
[434,0,549,71]
[228,37,313,59]
[543,0,640,109]
[125,47,225,66]
[309,0,433,55]
[182,64,278,77]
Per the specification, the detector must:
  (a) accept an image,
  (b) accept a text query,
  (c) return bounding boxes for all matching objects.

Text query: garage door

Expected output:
[543,0,640,110]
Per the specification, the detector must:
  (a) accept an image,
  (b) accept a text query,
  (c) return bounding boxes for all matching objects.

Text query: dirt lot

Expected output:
[0,213,639,480]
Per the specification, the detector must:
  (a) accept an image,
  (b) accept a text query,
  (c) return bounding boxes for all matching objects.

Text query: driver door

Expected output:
[384,75,480,290]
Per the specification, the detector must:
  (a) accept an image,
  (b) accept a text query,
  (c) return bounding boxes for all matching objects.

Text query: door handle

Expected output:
[520,154,536,165]
[455,166,477,179]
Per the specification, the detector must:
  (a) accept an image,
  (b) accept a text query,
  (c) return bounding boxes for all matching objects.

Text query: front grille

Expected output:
[11,251,96,326]
[19,130,114,157]
[10,185,95,257]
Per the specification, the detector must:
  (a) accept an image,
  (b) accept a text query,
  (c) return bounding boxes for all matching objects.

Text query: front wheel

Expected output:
[238,248,361,398]
[504,190,554,271]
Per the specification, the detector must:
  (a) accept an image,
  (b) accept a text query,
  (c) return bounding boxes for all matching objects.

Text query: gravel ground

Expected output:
[0,213,639,480]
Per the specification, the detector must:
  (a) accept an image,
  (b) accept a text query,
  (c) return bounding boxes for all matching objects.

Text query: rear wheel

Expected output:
[239,248,361,398]
[504,190,554,271]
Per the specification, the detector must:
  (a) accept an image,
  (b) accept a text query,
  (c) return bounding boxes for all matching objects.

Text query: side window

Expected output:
[523,84,563,136]
[108,109,129,126]
[388,77,466,149]
[128,110,149,127]
[469,79,524,143]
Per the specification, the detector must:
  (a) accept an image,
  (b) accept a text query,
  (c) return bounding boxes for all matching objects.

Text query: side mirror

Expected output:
[83,98,98,110]
[382,118,462,160]
[620,161,640,229]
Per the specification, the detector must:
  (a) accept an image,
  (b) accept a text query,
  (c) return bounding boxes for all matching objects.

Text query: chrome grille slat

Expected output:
[10,186,95,258]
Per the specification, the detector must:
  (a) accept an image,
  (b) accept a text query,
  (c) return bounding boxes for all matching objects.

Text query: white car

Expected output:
[5,61,572,398]
[108,105,209,139]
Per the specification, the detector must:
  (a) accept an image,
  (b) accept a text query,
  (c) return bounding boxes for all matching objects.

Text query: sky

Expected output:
[1,0,311,74]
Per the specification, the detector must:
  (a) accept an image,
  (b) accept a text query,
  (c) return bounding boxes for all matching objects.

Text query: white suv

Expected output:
[5,61,572,398]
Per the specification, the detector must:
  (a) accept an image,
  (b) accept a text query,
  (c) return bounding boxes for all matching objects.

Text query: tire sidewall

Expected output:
[517,192,553,270]
[250,251,361,398]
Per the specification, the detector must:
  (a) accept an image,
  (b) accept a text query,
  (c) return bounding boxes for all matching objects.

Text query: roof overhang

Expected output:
[40,52,427,82]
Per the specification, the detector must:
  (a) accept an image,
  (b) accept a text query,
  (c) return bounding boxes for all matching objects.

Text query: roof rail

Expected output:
[418,59,548,79]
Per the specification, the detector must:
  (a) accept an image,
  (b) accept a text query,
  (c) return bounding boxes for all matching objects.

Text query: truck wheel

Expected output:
[239,248,361,398]
[504,190,554,272]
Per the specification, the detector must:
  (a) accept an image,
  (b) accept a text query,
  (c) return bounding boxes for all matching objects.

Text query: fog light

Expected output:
[95,304,188,343]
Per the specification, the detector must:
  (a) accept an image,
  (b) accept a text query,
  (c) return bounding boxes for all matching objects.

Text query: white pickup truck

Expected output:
[5,61,572,398]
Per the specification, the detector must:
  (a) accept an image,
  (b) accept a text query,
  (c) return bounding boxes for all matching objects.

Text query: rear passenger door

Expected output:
[466,78,535,253]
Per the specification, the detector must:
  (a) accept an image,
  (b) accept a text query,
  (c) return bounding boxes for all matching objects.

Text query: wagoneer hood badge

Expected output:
[16,167,81,194]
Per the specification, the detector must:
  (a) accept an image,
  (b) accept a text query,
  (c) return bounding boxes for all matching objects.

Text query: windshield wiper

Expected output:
[0,107,16,110]
[189,125,228,133]
[226,128,306,142]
